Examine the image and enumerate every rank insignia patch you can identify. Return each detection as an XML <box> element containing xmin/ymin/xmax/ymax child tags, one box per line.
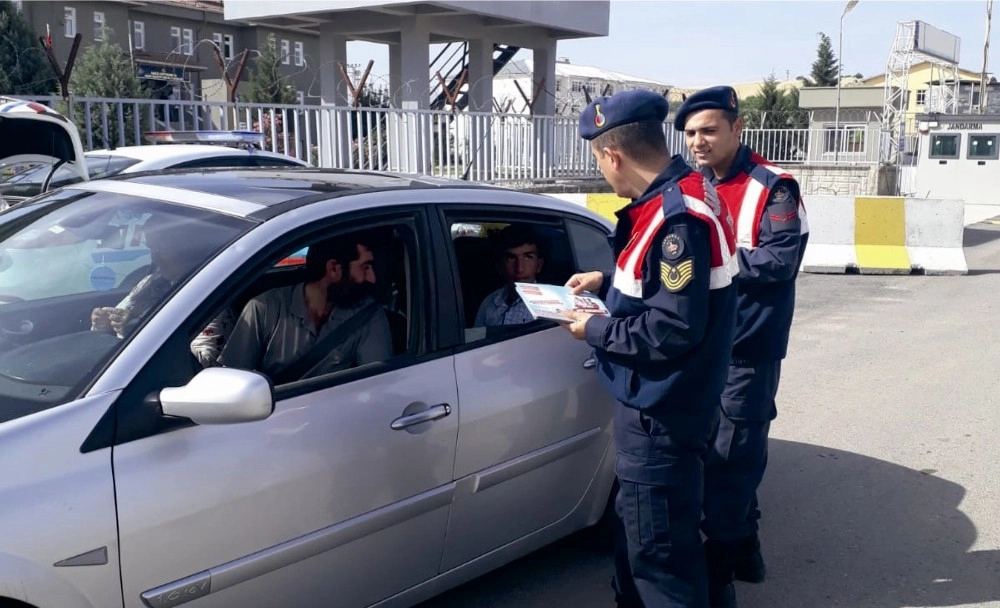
<box><xmin>773</xmin><ymin>185</ymin><xmax>790</xmax><ymax>203</ymax></box>
<box><xmin>660</xmin><ymin>258</ymin><xmax>694</xmax><ymax>292</ymax></box>
<box><xmin>661</xmin><ymin>233</ymin><xmax>684</xmax><ymax>261</ymax></box>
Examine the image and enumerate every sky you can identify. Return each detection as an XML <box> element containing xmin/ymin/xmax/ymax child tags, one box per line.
<box><xmin>345</xmin><ymin>0</ymin><xmax>998</xmax><ymax>89</ymax></box>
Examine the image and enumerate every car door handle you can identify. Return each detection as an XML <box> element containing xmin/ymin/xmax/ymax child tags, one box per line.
<box><xmin>390</xmin><ymin>404</ymin><xmax>452</xmax><ymax>430</ymax></box>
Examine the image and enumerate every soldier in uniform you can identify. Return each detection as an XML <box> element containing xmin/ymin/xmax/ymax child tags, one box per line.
<box><xmin>674</xmin><ymin>86</ymin><xmax>810</xmax><ymax>607</ymax></box>
<box><xmin>559</xmin><ymin>89</ymin><xmax>740</xmax><ymax>608</ymax></box>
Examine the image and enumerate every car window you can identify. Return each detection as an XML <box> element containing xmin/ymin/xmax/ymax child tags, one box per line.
<box><xmin>567</xmin><ymin>219</ymin><xmax>615</xmax><ymax>277</ymax></box>
<box><xmin>0</xmin><ymin>190</ymin><xmax>253</xmax><ymax>423</ymax></box>
<box><xmin>171</xmin><ymin>156</ymin><xmax>254</xmax><ymax>169</ymax></box>
<box><xmin>443</xmin><ymin>212</ymin><xmax>576</xmax><ymax>344</ymax></box>
<box><xmin>0</xmin><ymin>155</ymin><xmax>139</xmax><ymax>202</ymax></box>
<box><xmin>200</xmin><ymin>218</ymin><xmax>421</xmax><ymax>388</ymax></box>
<box><xmin>251</xmin><ymin>156</ymin><xmax>305</xmax><ymax>167</ymax></box>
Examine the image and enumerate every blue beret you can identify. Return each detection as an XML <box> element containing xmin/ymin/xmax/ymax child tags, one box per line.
<box><xmin>578</xmin><ymin>89</ymin><xmax>669</xmax><ymax>141</ymax></box>
<box><xmin>673</xmin><ymin>85</ymin><xmax>740</xmax><ymax>131</ymax></box>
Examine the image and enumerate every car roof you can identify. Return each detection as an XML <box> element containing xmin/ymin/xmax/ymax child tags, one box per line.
<box><xmin>87</xmin><ymin>144</ymin><xmax>305</xmax><ymax>166</ymax></box>
<box><xmin>62</xmin><ymin>168</ymin><xmax>602</xmax><ymax>222</ymax></box>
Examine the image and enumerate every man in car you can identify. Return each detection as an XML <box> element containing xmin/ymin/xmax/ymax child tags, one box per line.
<box><xmin>674</xmin><ymin>86</ymin><xmax>809</xmax><ymax>607</ymax></box>
<box><xmin>219</xmin><ymin>232</ymin><xmax>393</xmax><ymax>383</ymax></box>
<box><xmin>90</xmin><ymin>214</ymin><xmax>235</xmax><ymax>367</ymax></box>
<box><xmin>475</xmin><ymin>223</ymin><xmax>547</xmax><ymax>327</ymax></box>
<box><xmin>558</xmin><ymin>89</ymin><xmax>739</xmax><ymax>608</ymax></box>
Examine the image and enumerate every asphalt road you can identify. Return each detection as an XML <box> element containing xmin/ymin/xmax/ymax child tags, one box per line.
<box><xmin>417</xmin><ymin>221</ymin><xmax>1000</xmax><ymax>608</ymax></box>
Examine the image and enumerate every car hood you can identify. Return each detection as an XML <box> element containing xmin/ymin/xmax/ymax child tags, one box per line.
<box><xmin>0</xmin><ymin>97</ymin><xmax>88</xmax><ymax>186</ymax></box>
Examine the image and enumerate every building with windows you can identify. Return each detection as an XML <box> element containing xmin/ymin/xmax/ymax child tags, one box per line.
<box><xmin>14</xmin><ymin>0</ymin><xmax>320</xmax><ymax>104</ymax></box>
<box><xmin>493</xmin><ymin>57</ymin><xmax>670</xmax><ymax>116</ymax></box>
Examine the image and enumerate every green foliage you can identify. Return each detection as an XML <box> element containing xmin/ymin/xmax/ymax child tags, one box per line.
<box><xmin>740</xmin><ymin>73</ymin><xmax>809</xmax><ymax>160</ymax></box>
<box><xmin>60</xmin><ymin>27</ymin><xmax>146</xmax><ymax>148</ymax></box>
<box><xmin>0</xmin><ymin>0</ymin><xmax>56</xmax><ymax>94</ymax></box>
<box><xmin>248</xmin><ymin>34</ymin><xmax>296</xmax><ymax>105</ymax></box>
<box><xmin>801</xmin><ymin>32</ymin><xmax>840</xmax><ymax>87</ymax></box>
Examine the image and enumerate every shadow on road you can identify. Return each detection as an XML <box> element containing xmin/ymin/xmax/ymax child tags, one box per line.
<box><xmin>741</xmin><ymin>439</ymin><xmax>1000</xmax><ymax>608</ymax></box>
<box><xmin>419</xmin><ymin>440</ymin><xmax>1000</xmax><ymax>608</ymax></box>
<box><xmin>963</xmin><ymin>224</ymin><xmax>1000</xmax><ymax>248</ymax></box>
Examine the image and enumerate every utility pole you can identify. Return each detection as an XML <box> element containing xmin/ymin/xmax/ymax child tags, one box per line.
<box><xmin>981</xmin><ymin>0</ymin><xmax>994</xmax><ymax>114</ymax></box>
<box><xmin>835</xmin><ymin>0</ymin><xmax>860</xmax><ymax>163</ymax></box>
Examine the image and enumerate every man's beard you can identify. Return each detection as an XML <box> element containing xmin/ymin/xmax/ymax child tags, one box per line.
<box><xmin>328</xmin><ymin>279</ymin><xmax>375</xmax><ymax>307</ymax></box>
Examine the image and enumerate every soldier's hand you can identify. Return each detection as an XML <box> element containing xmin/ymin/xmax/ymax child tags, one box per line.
<box><xmin>565</xmin><ymin>271</ymin><xmax>604</xmax><ymax>295</ymax></box>
<box><xmin>557</xmin><ymin>309</ymin><xmax>594</xmax><ymax>340</ymax></box>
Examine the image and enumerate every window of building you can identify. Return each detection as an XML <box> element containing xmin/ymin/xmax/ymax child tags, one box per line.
<box><xmin>571</xmin><ymin>80</ymin><xmax>583</xmax><ymax>93</ymax></box>
<box><xmin>968</xmin><ymin>134</ymin><xmax>998</xmax><ymax>160</ymax></box>
<box><xmin>928</xmin><ymin>134</ymin><xmax>960</xmax><ymax>159</ymax></box>
<box><xmin>296</xmin><ymin>90</ymin><xmax>305</xmax><ymax>105</ymax></box>
<box><xmin>223</xmin><ymin>34</ymin><xmax>234</xmax><ymax>60</ymax></box>
<box><xmin>916</xmin><ymin>90</ymin><xmax>927</xmax><ymax>106</ymax></box>
<box><xmin>64</xmin><ymin>7</ymin><xmax>77</xmax><ymax>38</ymax></box>
<box><xmin>281</xmin><ymin>39</ymin><xmax>290</xmax><ymax>65</ymax></box>
<box><xmin>93</xmin><ymin>11</ymin><xmax>104</xmax><ymax>41</ymax></box>
<box><xmin>212</xmin><ymin>32</ymin><xmax>223</xmax><ymax>52</ymax></box>
<box><xmin>182</xmin><ymin>28</ymin><xmax>194</xmax><ymax>56</ymax></box>
<box><xmin>294</xmin><ymin>41</ymin><xmax>304</xmax><ymax>66</ymax></box>
<box><xmin>823</xmin><ymin>124</ymin><xmax>866</xmax><ymax>154</ymax></box>
<box><xmin>133</xmin><ymin>21</ymin><xmax>145</xmax><ymax>50</ymax></box>
<box><xmin>170</xmin><ymin>26</ymin><xmax>181</xmax><ymax>53</ymax></box>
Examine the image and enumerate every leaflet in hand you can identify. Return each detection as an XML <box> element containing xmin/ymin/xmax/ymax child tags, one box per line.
<box><xmin>514</xmin><ymin>282</ymin><xmax>610</xmax><ymax>323</ymax></box>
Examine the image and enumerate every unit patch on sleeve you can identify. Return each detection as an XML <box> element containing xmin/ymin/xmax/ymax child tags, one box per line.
<box><xmin>661</xmin><ymin>232</ymin><xmax>685</xmax><ymax>261</ymax></box>
<box><xmin>660</xmin><ymin>258</ymin><xmax>695</xmax><ymax>292</ymax></box>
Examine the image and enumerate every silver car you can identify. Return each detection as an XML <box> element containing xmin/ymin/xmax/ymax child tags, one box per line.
<box><xmin>0</xmin><ymin>168</ymin><xmax>618</xmax><ymax>608</ymax></box>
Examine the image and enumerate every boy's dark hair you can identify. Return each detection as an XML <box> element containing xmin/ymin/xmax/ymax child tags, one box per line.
<box><xmin>304</xmin><ymin>231</ymin><xmax>376</xmax><ymax>282</ymax></box>
<box><xmin>591</xmin><ymin>119</ymin><xmax>669</xmax><ymax>160</ymax></box>
<box><xmin>491</xmin><ymin>223</ymin><xmax>548</xmax><ymax>260</ymax></box>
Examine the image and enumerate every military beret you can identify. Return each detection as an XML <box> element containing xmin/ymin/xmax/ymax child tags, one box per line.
<box><xmin>578</xmin><ymin>89</ymin><xmax>669</xmax><ymax>141</ymax></box>
<box><xmin>673</xmin><ymin>85</ymin><xmax>740</xmax><ymax>131</ymax></box>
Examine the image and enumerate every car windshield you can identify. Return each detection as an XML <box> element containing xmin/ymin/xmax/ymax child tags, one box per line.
<box><xmin>0</xmin><ymin>155</ymin><xmax>140</xmax><ymax>200</ymax></box>
<box><xmin>0</xmin><ymin>188</ymin><xmax>253</xmax><ymax>423</ymax></box>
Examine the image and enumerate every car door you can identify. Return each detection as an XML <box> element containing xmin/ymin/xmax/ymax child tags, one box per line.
<box><xmin>110</xmin><ymin>208</ymin><xmax>460</xmax><ymax>607</ymax></box>
<box><xmin>437</xmin><ymin>202</ymin><xmax>617</xmax><ymax>569</ymax></box>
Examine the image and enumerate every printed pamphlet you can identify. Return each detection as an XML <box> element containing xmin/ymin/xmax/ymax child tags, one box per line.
<box><xmin>514</xmin><ymin>282</ymin><xmax>611</xmax><ymax>323</ymax></box>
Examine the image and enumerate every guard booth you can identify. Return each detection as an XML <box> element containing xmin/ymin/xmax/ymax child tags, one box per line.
<box><xmin>913</xmin><ymin>113</ymin><xmax>1000</xmax><ymax>203</ymax></box>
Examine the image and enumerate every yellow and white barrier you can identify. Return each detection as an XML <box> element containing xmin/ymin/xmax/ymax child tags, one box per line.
<box><xmin>548</xmin><ymin>192</ymin><xmax>968</xmax><ymax>276</ymax></box>
<box><xmin>802</xmin><ymin>196</ymin><xmax>968</xmax><ymax>276</ymax></box>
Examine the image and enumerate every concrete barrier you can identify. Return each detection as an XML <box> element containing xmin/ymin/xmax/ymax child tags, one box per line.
<box><xmin>904</xmin><ymin>198</ymin><xmax>968</xmax><ymax>276</ymax></box>
<box><xmin>800</xmin><ymin>196</ymin><xmax>858</xmax><ymax>273</ymax></box>
<box><xmin>803</xmin><ymin>195</ymin><xmax>967</xmax><ymax>276</ymax></box>
<box><xmin>548</xmin><ymin>191</ymin><xmax>968</xmax><ymax>276</ymax></box>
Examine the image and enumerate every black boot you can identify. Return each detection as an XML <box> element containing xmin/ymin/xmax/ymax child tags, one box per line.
<box><xmin>708</xmin><ymin>582</ymin><xmax>737</xmax><ymax>608</ymax></box>
<box><xmin>704</xmin><ymin>540</ymin><xmax>738</xmax><ymax>608</ymax></box>
<box><xmin>732</xmin><ymin>534</ymin><xmax>766</xmax><ymax>584</ymax></box>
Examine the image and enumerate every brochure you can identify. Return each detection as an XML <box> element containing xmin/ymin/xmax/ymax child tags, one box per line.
<box><xmin>514</xmin><ymin>282</ymin><xmax>611</xmax><ymax>323</ymax></box>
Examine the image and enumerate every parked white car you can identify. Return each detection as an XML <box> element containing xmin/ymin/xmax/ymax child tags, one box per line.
<box><xmin>0</xmin><ymin>167</ymin><xmax>618</xmax><ymax>608</ymax></box>
<box><xmin>0</xmin><ymin>130</ymin><xmax>309</xmax><ymax>209</ymax></box>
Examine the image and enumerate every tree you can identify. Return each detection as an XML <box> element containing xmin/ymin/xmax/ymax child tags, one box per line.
<box><xmin>801</xmin><ymin>32</ymin><xmax>839</xmax><ymax>87</ymax></box>
<box><xmin>247</xmin><ymin>34</ymin><xmax>296</xmax><ymax>105</ymax></box>
<box><xmin>247</xmin><ymin>34</ymin><xmax>297</xmax><ymax>155</ymax></box>
<box><xmin>0</xmin><ymin>0</ymin><xmax>56</xmax><ymax>95</ymax></box>
<box><xmin>63</xmin><ymin>27</ymin><xmax>145</xmax><ymax>148</ymax></box>
<box><xmin>740</xmin><ymin>73</ymin><xmax>809</xmax><ymax>161</ymax></box>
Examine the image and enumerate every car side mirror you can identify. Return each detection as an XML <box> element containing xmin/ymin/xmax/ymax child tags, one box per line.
<box><xmin>159</xmin><ymin>367</ymin><xmax>274</xmax><ymax>425</ymax></box>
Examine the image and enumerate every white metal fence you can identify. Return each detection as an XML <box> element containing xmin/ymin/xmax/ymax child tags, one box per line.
<box><xmin>22</xmin><ymin>95</ymin><xmax>898</xmax><ymax>183</ymax></box>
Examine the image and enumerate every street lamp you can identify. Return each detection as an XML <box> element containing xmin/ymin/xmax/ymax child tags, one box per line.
<box><xmin>835</xmin><ymin>0</ymin><xmax>859</xmax><ymax>162</ymax></box>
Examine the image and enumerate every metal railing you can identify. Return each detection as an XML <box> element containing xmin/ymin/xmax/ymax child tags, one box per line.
<box><xmin>19</xmin><ymin>95</ymin><xmax>889</xmax><ymax>183</ymax></box>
